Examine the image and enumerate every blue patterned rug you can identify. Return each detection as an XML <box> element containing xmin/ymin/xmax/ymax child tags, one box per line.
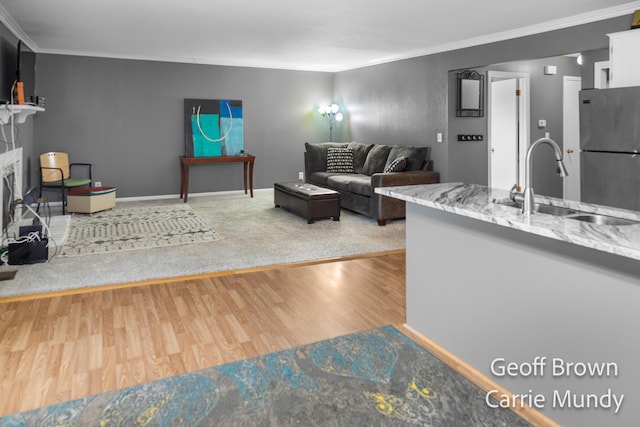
<box><xmin>0</xmin><ymin>326</ymin><xmax>530</xmax><ymax>426</ymax></box>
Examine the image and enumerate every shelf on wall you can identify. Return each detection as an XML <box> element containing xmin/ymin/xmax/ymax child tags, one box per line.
<box><xmin>0</xmin><ymin>104</ymin><xmax>45</xmax><ymax>125</ymax></box>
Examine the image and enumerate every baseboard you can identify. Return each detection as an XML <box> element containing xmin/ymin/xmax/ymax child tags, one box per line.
<box><xmin>116</xmin><ymin>187</ymin><xmax>273</xmax><ymax>202</ymax></box>
<box><xmin>38</xmin><ymin>188</ymin><xmax>274</xmax><ymax>205</ymax></box>
<box><xmin>397</xmin><ymin>324</ymin><xmax>561</xmax><ymax>427</ymax></box>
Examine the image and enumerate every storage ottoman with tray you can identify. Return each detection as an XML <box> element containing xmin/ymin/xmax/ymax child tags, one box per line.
<box><xmin>67</xmin><ymin>186</ymin><xmax>117</xmax><ymax>214</ymax></box>
<box><xmin>274</xmin><ymin>182</ymin><xmax>340</xmax><ymax>224</ymax></box>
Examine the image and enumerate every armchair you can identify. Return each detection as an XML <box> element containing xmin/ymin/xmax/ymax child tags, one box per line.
<box><xmin>39</xmin><ymin>152</ymin><xmax>92</xmax><ymax>215</ymax></box>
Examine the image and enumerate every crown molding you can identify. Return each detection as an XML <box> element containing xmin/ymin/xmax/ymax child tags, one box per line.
<box><xmin>0</xmin><ymin>3</ymin><xmax>37</xmax><ymax>49</ymax></box>
<box><xmin>339</xmin><ymin>1</ymin><xmax>640</xmax><ymax>72</ymax></box>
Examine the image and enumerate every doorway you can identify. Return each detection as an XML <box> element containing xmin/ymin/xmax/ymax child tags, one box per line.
<box><xmin>562</xmin><ymin>76</ymin><xmax>582</xmax><ymax>200</ymax></box>
<box><xmin>594</xmin><ymin>61</ymin><xmax>610</xmax><ymax>89</ymax></box>
<box><xmin>487</xmin><ymin>71</ymin><xmax>530</xmax><ymax>190</ymax></box>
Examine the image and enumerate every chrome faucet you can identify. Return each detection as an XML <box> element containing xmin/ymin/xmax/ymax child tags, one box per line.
<box><xmin>520</xmin><ymin>137</ymin><xmax>569</xmax><ymax>215</ymax></box>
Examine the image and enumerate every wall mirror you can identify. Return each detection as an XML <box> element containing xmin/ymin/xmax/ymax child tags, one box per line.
<box><xmin>456</xmin><ymin>69</ymin><xmax>484</xmax><ymax>117</ymax></box>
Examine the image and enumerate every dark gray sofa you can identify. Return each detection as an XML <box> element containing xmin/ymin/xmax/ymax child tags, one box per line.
<box><xmin>304</xmin><ymin>142</ymin><xmax>440</xmax><ymax>225</ymax></box>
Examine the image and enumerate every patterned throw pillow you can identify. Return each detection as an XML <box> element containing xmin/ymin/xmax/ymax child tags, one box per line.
<box><xmin>326</xmin><ymin>148</ymin><xmax>355</xmax><ymax>173</ymax></box>
<box><xmin>384</xmin><ymin>156</ymin><xmax>408</xmax><ymax>173</ymax></box>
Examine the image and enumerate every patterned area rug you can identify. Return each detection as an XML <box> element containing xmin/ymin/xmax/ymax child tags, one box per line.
<box><xmin>0</xmin><ymin>326</ymin><xmax>531</xmax><ymax>426</ymax></box>
<box><xmin>59</xmin><ymin>205</ymin><xmax>221</xmax><ymax>257</ymax></box>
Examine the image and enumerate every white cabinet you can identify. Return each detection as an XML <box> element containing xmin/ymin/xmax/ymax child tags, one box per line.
<box><xmin>608</xmin><ymin>30</ymin><xmax>640</xmax><ymax>88</ymax></box>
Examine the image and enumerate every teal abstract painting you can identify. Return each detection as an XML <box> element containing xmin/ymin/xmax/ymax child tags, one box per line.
<box><xmin>184</xmin><ymin>99</ymin><xmax>244</xmax><ymax>157</ymax></box>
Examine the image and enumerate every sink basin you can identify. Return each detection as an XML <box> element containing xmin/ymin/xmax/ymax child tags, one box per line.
<box><xmin>566</xmin><ymin>214</ymin><xmax>640</xmax><ymax>226</ymax></box>
<box><xmin>495</xmin><ymin>200</ymin><xmax>640</xmax><ymax>225</ymax></box>
<box><xmin>533</xmin><ymin>204</ymin><xmax>577</xmax><ymax>216</ymax></box>
<box><xmin>495</xmin><ymin>201</ymin><xmax>577</xmax><ymax>216</ymax></box>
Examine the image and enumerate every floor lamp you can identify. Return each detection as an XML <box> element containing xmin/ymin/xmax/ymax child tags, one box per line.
<box><xmin>319</xmin><ymin>103</ymin><xmax>343</xmax><ymax>141</ymax></box>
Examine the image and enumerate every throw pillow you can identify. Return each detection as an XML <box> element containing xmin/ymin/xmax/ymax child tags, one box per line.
<box><xmin>305</xmin><ymin>142</ymin><xmax>348</xmax><ymax>173</ymax></box>
<box><xmin>384</xmin><ymin>156</ymin><xmax>408</xmax><ymax>173</ymax></box>
<box><xmin>326</xmin><ymin>148</ymin><xmax>355</xmax><ymax>173</ymax></box>
<box><xmin>362</xmin><ymin>145</ymin><xmax>392</xmax><ymax>175</ymax></box>
<box><xmin>347</xmin><ymin>142</ymin><xmax>374</xmax><ymax>174</ymax></box>
<box><xmin>385</xmin><ymin>145</ymin><xmax>430</xmax><ymax>171</ymax></box>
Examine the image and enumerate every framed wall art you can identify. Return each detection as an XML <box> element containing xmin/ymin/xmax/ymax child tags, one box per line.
<box><xmin>456</xmin><ymin>70</ymin><xmax>484</xmax><ymax>118</ymax></box>
<box><xmin>184</xmin><ymin>99</ymin><xmax>244</xmax><ymax>157</ymax></box>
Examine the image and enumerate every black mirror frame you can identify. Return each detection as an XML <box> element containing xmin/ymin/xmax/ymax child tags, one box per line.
<box><xmin>456</xmin><ymin>69</ymin><xmax>484</xmax><ymax>117</ymax></box>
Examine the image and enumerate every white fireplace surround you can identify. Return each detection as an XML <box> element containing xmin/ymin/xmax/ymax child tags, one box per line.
<box><xmin>0</xmin><ymin>147</ymin><xmax>23</xmax><ymax>229</ymax></box>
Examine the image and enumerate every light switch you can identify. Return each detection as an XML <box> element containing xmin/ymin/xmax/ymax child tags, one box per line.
<box><xmin>437</xmin><ymin>132</ymin><xmax>443</xmax><ymax>143</ymax></box>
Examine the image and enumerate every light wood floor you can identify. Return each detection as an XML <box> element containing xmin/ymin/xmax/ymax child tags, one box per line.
<box><xmin>0</xmin><ymin>251</ymin><xmax>406</xmax><ymax>417</ymax></box>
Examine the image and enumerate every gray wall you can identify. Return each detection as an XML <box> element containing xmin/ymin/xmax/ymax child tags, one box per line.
<box><xmin>334</xmin><ymin>15</ymin><xmax>632</xmax><ymax>193</ymax></box>
<box><xmin>34</xmin><ymin>55</ymin><xmax>334</xmax><ymax>199</ymax></box>
<box><xmin>448</xmin><ymin>56</ymin><xmax>581</xmax><ymax>197</ymax></box>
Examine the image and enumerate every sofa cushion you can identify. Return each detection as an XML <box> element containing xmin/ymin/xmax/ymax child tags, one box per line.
<box><xmin>326</xmin><ymin>174</ymin><xmax>352</xmax><ymax>191</ymax></box>
<box><xmin>347</xmin><ymin>175</ymin><xmax>373</xmax><ymax>196</ymax></box>
<box><xmin>385</xmin><ymin>145</ymin><xmax>430</xmax><ymax>171</ymax></box>
<box><xmin>384</xmin><ymin>156</ymin><xmax>408</xmax><ymax>173</ymax></box>
<box><xmin>309</xmin><ymin>171</ymin><xmax>331</xmax><ymax>186</ymax></box>
<box><xmin>305</xmin><ymin>142</ymin><xmax>349</xmax><ymax>173</ymax></box>
<box><xmin>362</xmin><ymin>145</ymin><xmax>392</xmax><ymax>175</ymax></box>
<box><xmin>347</xmin><ymin>142</ymin><xmax>374</xmax><ymax>174</ymax></box>
<box><xmin>326</xmin><ymin>147</ymin><xmax>355</xmax><ymax>173</ymax></box>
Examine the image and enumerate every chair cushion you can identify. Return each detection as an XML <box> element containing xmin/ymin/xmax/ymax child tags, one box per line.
<box><xmin>42</xmin><ymin>178</ymin><xmax>92</xmax><ymax>188</ymax></box>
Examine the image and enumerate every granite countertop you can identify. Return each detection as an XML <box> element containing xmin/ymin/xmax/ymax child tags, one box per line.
<box><xmin>377</xmin><ymin>182</ymin><xmax>640</xmax><ymax>261</ymax></box>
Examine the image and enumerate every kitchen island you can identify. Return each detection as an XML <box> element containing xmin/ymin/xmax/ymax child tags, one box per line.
<box><xmin>377</xmin><ymin>182</ymin><xmax>640</xmax><ymax>427</ymax></box>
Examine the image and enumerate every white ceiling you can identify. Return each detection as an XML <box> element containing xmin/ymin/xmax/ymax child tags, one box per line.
<box><xmin>0</xmin><ymin>0</ymin><xmax>639</xmax><ymax>72</ymax></box>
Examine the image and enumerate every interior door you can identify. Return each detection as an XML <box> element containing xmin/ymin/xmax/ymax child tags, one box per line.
<box><xmin>562</xmin><ymin>76</ymin><xmax>581</xmax><ymax>201</ymax></box>
<box><xmin>489</xmin><ymin>78</ymin><xmax>518</xmax><ymax>190</ymax></box>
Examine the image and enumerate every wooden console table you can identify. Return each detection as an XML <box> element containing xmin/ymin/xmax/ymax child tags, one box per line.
<box><xmin>179</xmin><ymin>155</ymin><xmax>255</xmax><ymax>203</ymax></box>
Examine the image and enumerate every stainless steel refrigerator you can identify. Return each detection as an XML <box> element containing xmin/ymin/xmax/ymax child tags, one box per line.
<box><xmin>579</xmin><ymin>87</ymin><xmax>640</xmax><ymax>211</ymax></box>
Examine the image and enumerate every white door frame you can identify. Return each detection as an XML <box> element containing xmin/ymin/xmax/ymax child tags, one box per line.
<box><xmin>487</xmin><ymin>71</ymin><xmax>530</xmax><ymax>189</ymax></box>
<box><xmin>562</xmin><ymin>75</ymin><xmax>582</xmax><ymax>200</ymax></box>
<box><xmin>594</xmin><ymin>60</ymin><xmax>610</xmax><ymax>89</ymax></box>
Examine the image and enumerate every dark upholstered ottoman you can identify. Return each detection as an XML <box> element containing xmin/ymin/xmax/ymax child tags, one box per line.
<box><xmin>274</xmin><ymin>182</ymin><xmax>340</xmax><ymax>224</ymax></box>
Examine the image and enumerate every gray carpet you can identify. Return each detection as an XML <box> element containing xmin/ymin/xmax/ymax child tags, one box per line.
<box><xmin>0</xmin><ymin>189</ymin><xmax>405</xmax><ymax>298</ymax></box>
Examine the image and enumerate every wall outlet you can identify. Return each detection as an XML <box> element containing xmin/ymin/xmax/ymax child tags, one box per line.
<box><xmin>298</xmin><ymin>172</ymin><xmax>304</xmax><ymax>181</ymax></box>
<box><xmin>94</xmin><ymin>181</ymin><xmax>102</xmax><ymax>187</ymax></box>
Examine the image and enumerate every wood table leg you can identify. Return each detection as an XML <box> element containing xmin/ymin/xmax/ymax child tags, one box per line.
<box><xmin>243</xmin><ymin>161</ymin><xmax>248</xmax><ymax>195</ymax></box>
<box><xmin>179</xmin><ymin>160</ymin><xmax>185</xmax><ymax>199</ymax></box>
<box><xmin>182</xmin><ymin>164</ymin><xmax>190</xmax><ymax>203</ymax></box>
<box><xmin>249</xmin><ymin>160</ymin><xmax>254</xmax><ymax>198</ymax></box>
